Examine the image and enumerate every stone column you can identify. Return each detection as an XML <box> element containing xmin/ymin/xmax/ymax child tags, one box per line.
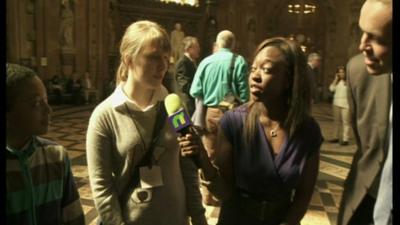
<box><xmin>60</xmin><ymin>48</ymin><xmax>76</xmax><ymax>77</ymax></box>
<box><xmin>87</xmin><ymin>0</ymin><xmax>109</xmax><ymax>100</ymax></box>
<box><xmin>60</xmin><ymin>0</ymin><xmax>76</xmax><ymax>77</ymax></box>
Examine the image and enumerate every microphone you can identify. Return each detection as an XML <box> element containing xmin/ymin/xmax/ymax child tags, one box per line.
<box><xmin>164</xmin><ymin>93</ymin><xmax>192</xmax><ymax>135</ymax></box>
<box><xmin>164</xmin><ymin>93</ymin><xmax>201</xmax><ymax>167</ymax></box>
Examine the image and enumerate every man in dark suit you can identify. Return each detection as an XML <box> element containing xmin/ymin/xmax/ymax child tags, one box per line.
<box><xmin>307</xmin><ymin>52</ymin><xmax>322</xmax><ymax>103</ymax></box>
<box><xmin>175</xmin><ymin>36</ymin><xmax>201</xmax><ymax>115</ymax></box>
<box><xmin>337</xmin><ymin>0</ymin><xmax>392</xmax><ymax>224</ymax></box>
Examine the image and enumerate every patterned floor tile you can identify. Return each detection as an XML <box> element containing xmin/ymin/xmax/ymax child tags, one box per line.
<box><xmin>71</xmin><ymin>165</ymin><xmax>90</xmax><ymax>178</ymax></box>
<box><xmin>67</xmin><ymin>150</ymin><xmax>86</xmax><ymax>160</ymax></box>
<box><xmin>309</xmin><ymin>191</ymin><xmax>324</xmax><ymax>207</ymax></box>
<box><xmin>69</xmin><ymin>142</ymin><xmax>87</xmax><ymax>151</ymax></box>
<box><xmin>326</xmin><ymin>181</ymin><xmax>344</xmax><ymax>191</ymax></box>
<box><xmin>324</xmin><ymin>206</ymin><xmax>339</xmax><ymax>213</ymax></box>
<box><xmin>62</xmin><ymin>134</ymin><xmax>86</xmax><ymax>142</ymax></box>
<box><xmin>57</xmin><ymin>140</ymin><xmax>78</xmax><ymax>148</ymax></box>
<box><xmin>321</xmin><ymin>154</ymin><xmax>354</xmax><ymax>164</ymax></box>
<box><xmin>319</xmin><ymin>161</ymin><xmax>350</xmax><ymax>180</ymax></box>
<box><xmin>301</xmin><ymin>210</ymin><xmax>330</xmax><ymax>225</ymax></box>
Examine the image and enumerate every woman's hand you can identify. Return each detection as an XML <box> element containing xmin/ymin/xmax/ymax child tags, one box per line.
<box><xmin>178</xmin><ymin>132</ymin><xmax>211</xmax><ymax>169</ymax></box>
<box><xmin>177</xmin><ymin>133</ymin><xmax>205</xmax><ymax>158</ymax></box>
<box><xmin>335</xmin><ymin>74</ymin><xmax>341</xmax><ymax>82</ymax></box>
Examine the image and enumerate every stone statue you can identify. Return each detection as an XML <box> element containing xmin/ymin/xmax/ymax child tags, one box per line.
<box><xmin>170</xmin><ymin>22</ymin><xmax>185</xmax><ymax>63</ymax></box>
<box><xmin>60</xmin><ymin>0</ymin><xmax>74</xmax><ymax>49</ymax></box>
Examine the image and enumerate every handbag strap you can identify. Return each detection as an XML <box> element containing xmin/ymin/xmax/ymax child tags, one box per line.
<box><xmin>226</xmin><ymin>53</ymin><xmax>238</xmax><ymax>93</ymax></box>
<box><xmin>119</xmin><ymin>101</ymin><xmax>167</xmax><ymax>204</ymax></box>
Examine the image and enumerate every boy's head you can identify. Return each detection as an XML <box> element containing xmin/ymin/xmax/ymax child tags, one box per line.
<box><xmin>7</xmin><ymin>63</ymin><xmax>52</xmax><ymax>136</ymax></box>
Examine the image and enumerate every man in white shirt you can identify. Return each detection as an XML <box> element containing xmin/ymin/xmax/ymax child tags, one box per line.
<box><xmin>307</xmin><ymin>52</ymin><xmax>322</xmax><ymax>103</ymax></box>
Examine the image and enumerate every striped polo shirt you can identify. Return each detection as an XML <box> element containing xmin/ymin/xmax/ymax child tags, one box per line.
<box><xmin>6</xmin><ymin>136</ymin><xmax>85</xmax><ymax>225</ymax></box>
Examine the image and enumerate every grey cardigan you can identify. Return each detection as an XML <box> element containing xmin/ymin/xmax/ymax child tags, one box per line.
<box><xmin>86</xmin><ymin>85</ymin><xmax>206</xmax><ymax>225</ymax></box>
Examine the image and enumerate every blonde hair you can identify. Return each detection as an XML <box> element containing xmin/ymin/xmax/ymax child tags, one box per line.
<box><xmin>115</xmin><ymin>20</ymin><xmax>171</xmax><ymax>85</ymax></box>
<box><xmin>368</xmin><ymin>0</ymin><xmax>392</xmax><ymax>5</ymax></box>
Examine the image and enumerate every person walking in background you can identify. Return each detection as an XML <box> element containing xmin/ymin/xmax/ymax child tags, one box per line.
<box><xmin>86</xmin><ymin>20</ymin><xmax>207</xmax><ymax>225</ymax></box>
<box><xmin>179</xmin><ymin>37</ymin><xmax>323</xmax><ymax>225</ymax></box>
<box><xmin>337</xmin><ymin>0</ymin><xmax>392</xmax><ymax>224</ymax></box>
<box><xmin>190</xmin><ymin>30</ymin><xmax>249</xmax><ymax>206</ymax></box>
<box><xmin>175</xmin><ymin>36</ymin><xmax>201</xmax><ymax>115</ymax></box>
<box><xmin>307</xmin><ymin>52</ymin><xmax>322</xmax><ymax>103</ymax></box>
<box><xmin>328</xmin><ymin>66</ymin><xmax>350</xmax><ymax>146</ymax></box>
<box><xmin>6</xmin><ymin>63</ymin><xmax>85</xmax><ymax>225</ymax></box>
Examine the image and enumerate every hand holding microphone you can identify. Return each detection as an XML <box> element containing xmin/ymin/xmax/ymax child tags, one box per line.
<box><xmin>164</xmin><ymin>94</ymin><xmax>206</xmax><ymax>167</ymax></box>
<box><xmin>177</xmin><ymin>133</ymin><xmax>204</xmax><ymax>157</ymax></box>
<box><xmin>165</xmin><ymin>94</ymin><xmax>222</xmax><ymax>187</ymax></box>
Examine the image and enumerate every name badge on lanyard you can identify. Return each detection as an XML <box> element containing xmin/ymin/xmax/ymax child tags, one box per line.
<box><xmin>140</xmin><ymin>165</ymin><xmax>163</xmax><ymax>188</ymax></box>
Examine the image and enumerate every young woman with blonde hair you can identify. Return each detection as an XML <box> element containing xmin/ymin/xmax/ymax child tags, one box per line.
<box><xmin>86</xmin><ymin>20</ymin><xmax>207</xmax><ymax>225</ymax></box>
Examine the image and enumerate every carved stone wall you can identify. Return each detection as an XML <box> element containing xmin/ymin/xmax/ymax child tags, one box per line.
<box><xmin>7</xmin><ymin>0</ymin><xmax>110</xmax><ymax>99</ymax></box>
<box><xmin>215</xmin><ymin>0</ymin><xmax>364</xmax><ymax>101</ymax></box>
<box><xmin>6</xmin><ymin>0</ymin><xmax>366</xmax><ymax>102</ymax></box>
<box><xmin>7</xmin><ymin>0</ymin><xmax>37</xmax><ymax>71</ymax></box>
<box><xmin>116</xmin><ymin>1</ymin><xmax>204</xmax><ymax>45</ymax></box>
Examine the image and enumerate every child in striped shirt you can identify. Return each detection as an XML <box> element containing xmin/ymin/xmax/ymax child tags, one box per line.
<box><xmin>6</xmin><ymin>63</ymin><xmax>85</xmax><ymax>225</ymax></box>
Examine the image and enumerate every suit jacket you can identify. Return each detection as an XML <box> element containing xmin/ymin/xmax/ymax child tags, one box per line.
<box><xmin>175</xmin><ymin>55</ymin><xmax>197</xmax><ymax>115</ymax></box>
<box><xmin>337</xmin><ymin>54</ymin><xmax>391</xmax><ymax>225</ymax></box>
<box><xmin>307</xmin><ymin>64</ymin><xmax>318</xmax><ymax>99</ymax></box>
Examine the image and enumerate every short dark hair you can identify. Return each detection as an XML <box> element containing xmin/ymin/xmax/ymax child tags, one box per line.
<box><xmin>6</xmin><ymin>63</ymin><xmax>38</xmax><ymax>111</ymax></box>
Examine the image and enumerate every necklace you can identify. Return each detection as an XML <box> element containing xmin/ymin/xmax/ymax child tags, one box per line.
<box><xmin>270</xmin><ymin>123</ymin><xmax>280</xmax><ymax>137</ymax></box>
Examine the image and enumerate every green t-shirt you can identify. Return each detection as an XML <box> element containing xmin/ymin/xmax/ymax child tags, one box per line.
<box><xmin>190</xmin><ymin>48</ymin><xmax>249</xmax><ymax>106</ymax></box>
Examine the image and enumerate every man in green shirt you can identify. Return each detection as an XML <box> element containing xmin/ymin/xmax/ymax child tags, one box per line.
<box><xmin>190</xmin><ymin>30</ymin><xmax>249</xmax><ymax>205</ymax></box>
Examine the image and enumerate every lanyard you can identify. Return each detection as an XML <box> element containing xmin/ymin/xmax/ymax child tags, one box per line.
<box><xmin>124</xmin><ymin>103</ymin><xmax>147</xmax><ymax>150</ymax></box>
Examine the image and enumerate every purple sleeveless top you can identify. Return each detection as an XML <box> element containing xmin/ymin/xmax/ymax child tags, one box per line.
<box><xmin>220</xmin><ymin>105</ymin><xmax>323</xmax><ymax>200</ymax></box>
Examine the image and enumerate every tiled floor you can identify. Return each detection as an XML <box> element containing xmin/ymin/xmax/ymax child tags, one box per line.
<box><xmin>42</xmin><ymin>103</ymin><xmax>356</xmax><ymax>225</ymax></box>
